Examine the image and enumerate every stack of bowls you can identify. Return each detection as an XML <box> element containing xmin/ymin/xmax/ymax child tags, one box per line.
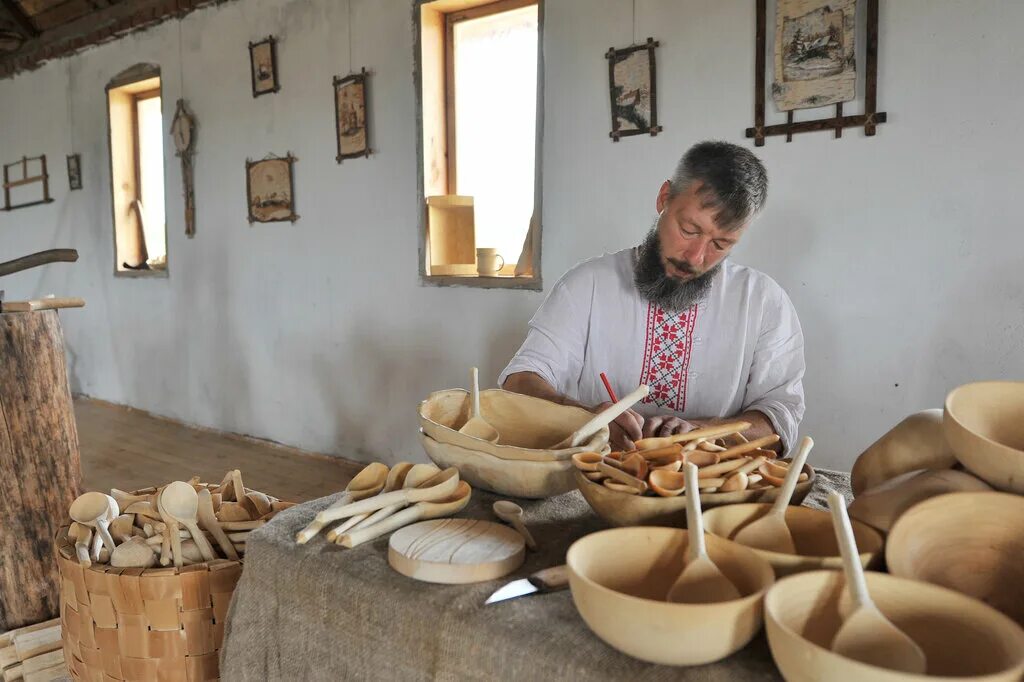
<box><xmin>418</xmin><ymin>388</ymin><xmax>610</xmax><ymax>498</ymax></box>
<box><xmin>943</xmin><ymin>381</ymin><xmax>1024</xmax><ymax>494</ymax></box>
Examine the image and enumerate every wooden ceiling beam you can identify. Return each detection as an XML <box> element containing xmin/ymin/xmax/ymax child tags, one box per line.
<box><xmin>0</xmin><ymin>0</ymin><xmax>40</xmax><ymax>38</ymax></box>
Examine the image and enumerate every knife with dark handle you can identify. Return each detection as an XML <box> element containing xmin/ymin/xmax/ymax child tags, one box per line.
<box><xmin>485</xmin><ymin>565</ymin><xmax>569</xmax><ymax>605</ymax></box>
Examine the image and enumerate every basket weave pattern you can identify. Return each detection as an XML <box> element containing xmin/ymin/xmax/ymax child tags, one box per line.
<box><xmin>55</xmin><ymin>525</ymin><xmax>242</xmax><ymax>682</ymax></box>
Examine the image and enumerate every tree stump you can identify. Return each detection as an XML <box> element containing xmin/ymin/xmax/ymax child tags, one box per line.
<box><xmin>0</xmin><ymin>309</ymin><xmax>82</xmax><ymax>630</ymax></box>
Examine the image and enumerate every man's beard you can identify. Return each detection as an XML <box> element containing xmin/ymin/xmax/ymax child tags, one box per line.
<box><xmin>633</xmin><ymin>224</ymin><xmax>721</xmax><ymax>312</ymax></box>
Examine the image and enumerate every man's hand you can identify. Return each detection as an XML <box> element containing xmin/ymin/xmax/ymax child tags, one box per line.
<box><xmin>593</xmin><ymin>402</ymin><xmax>644</xmax><ymax>451</ymax></box>
<box><xmin>641</xmin><ymin>414</ymin><xmax>699</xmax><ymax>439</ymax></box>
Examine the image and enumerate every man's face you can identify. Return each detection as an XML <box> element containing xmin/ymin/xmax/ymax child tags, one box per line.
<box><xmin>655</xmin><ymin>180</ymin><xmax>747</xmax><ymax>281</ymax></box>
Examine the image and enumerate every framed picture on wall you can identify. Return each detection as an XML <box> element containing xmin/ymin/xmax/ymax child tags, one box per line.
<box><xmin>66</xmin><ymin>153</ymin><xmax>82</xmax><ymax>190</ymax></box>
<box><xmin>246</xmin><ymin>153</ymin><xmax>298</xmax><ymax>224</ymax></box>
<box><xmin>333</xmin><ymin>68</ymin><xmax>371</xmax><ymax>162</ymax></box>
<box><xmin>605</xmin><ymin>38</ymin><xmax>662</xmax><ymax>141</ymax></box>
<box><xmin>249</xmin><ymin>36</ymin><xmax>280</xmax><ymax>97</ymax></box>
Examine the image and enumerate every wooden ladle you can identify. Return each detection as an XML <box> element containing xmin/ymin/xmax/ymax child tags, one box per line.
<box><xmin>295</xmin><ymin>462</ymin><xmax>390</xmax><ymax>544</ymax></box>
<box><xmin>551</xmin><ymin>385</ymin><xmax>650</xmax><ymax>449</ymax></box>
<box><xmin>732</xmin><ymin>436</ymin><xmax>814</xmax><ymax>554</ymax></box>
<box><xmin>326</xmin><ymin>461</ymin><xmax>416</xmax><ymax>542</ymax></box>
<box><xmin>315</xmin><ymin>467</ymin><xmax>460</xmax><ymax>524</ymax></box>
<box><xmin>69</xmin><ymin>492</ymin><xmax>119</xmax><ymax>556</ymax></box>
<box><xmin>828</xmin><ymin>492</ymin><xmax>926</xmax><ymax>673</ymax></box>
<box><xmin>493</xmin><ymin>500</ymin><xmax>537</xmax><ymax>550</ymax></box>
<box><xmin>458</xmin><ymin>367</ymin><xmax>499</xmax><ymax>443</ymax></box>
<box><xmin>666</xmin><ymin>463</ymin><xmax>742</xmax><ymax>603</ymax></box>
<box><xmin>338</xmin><ymin>481</ymin><xmax>472</xmax><ymax>548</ymax></box>
<box><xmin>197</xmin><ymin>488</ymin><xmax>238</xmax><ymax>560</ymax></box>
<box><xmin>342</xmin><ymin>464</ymin><xmax>441</xmax><ymax>536</ymax></box>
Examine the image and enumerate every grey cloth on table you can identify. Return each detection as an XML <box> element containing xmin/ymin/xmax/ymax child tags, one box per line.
<box><xmin>220</xmin><ymin>469</ymin><xmax>852</xmax><ymax>681</ymax></box>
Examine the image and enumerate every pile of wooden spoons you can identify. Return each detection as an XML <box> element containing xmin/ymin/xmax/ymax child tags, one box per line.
<box><xmin>570</xmin><ymin>421</ymin><xmax>804</xmax><ymax>497</ymax></box>
<box><xmin>66</xmin><ymin>469</ymin><xmax>294</xmax><ymax>569</ymax></box>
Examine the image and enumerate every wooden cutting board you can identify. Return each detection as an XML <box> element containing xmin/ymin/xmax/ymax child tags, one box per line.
<box><xmin>388</xmin><ymin>518</ymin><xmax>525</xmax><ymax>584</ymax></box>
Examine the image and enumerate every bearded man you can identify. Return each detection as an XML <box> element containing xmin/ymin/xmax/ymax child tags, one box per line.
<box><xmin>500</xmin><ymin>141</ymin><xmax>805</xmax><ymax>452</ymax></box>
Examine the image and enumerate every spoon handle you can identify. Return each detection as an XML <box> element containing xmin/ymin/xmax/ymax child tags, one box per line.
<box><xmin>95</xmin><ymin>519</ymin><xmax>118</xmax><ymax>554</ymax></box>
<box><xmin>339</xmin><ymin>505</ymin><xmax>422</xmax><ymax>548</ymax></box>
<box><xmin>683</xmin><ymin>462</ymin><xmax>706</xmax><ymax>563</ymax></box>
<box><xmin>770</xmin><ymin>436</ymin><xmax>814</xmax><ymax>516</ymax></box>
<box><xmin>185</xmin><ymin>520</ymin><xmax>218</xmax><ymax>562</ymax></box>
<box><xmin>828</xmin><ymin>491</ymin><xmax>871</xmax><ymax>610</ymax></box>
<box><xmin>569</xmin><ymin>384</ymin><xmax>649</xmax><ymax>447</ymax></box>
<box><xmin>471</xmin><ymin>367</ymin><xmax>482</xmax><ymax>419</ymax></box>
<box><xmin>510</xmin><ymin>518</ymin><xmax>537</xmax><ymax>551</ymax></box>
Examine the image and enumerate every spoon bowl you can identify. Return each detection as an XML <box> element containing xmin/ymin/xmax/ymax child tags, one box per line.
<box><xmin>492</xmin><ymin>500</ymin><xmax>537</xmax><ymax>550</ymax></box>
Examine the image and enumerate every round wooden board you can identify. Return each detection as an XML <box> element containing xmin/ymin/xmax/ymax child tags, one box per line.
<box><xmin>388</xmin><ymin>518</ymin><xmax>525</xmax><ymax>584</ymax></box>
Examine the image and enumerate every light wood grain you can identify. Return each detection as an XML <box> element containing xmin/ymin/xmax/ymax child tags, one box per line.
<box><xmin>388</xmin><ymin>518</ymin><xmax>524</xmax><ymax>584</ymax></box>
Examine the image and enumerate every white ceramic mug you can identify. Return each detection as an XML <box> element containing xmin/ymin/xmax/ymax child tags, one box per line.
<box><xmin>476</xmin><ymin>248</ymin><xmax>505</xmax><ymax>276</ymax></box>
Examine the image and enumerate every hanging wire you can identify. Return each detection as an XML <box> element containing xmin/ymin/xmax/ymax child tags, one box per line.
<box><xmin>178</xmin><ymin>20</ymin><xmax>185</xmax><ymax>99</ymax></box>
<box><xmin>632</xmin><ymin>0</ymin><xmax>637</xmax><ymax>45</ymax></box>
<box><xmin>347</xmin><ymin>0</ymin><xmax>353</xmax><ymax>74</ymax></box>
<box><xmin>66</xmin><ymin>61</ymin><xmax>75</xmax><ymax>152</ymax></box>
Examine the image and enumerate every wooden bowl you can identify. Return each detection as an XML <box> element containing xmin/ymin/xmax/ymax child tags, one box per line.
<box><xmin>944</xmin><ymin>381</ymin><xmax>1024</xmax><ymax>494</ymax></box>
<box><xmin>886</xmin><ymin>491</ymin><xmax>1024</xmax><ymax>626</ymax></box>
<box><xmin>419</xmin><ymin>388</ymin><xmax>609</xmax><ymax>462</ymax></box>
<box><xmin>702</xmin><ymin>504</ymin><xmax>884</xmax><ymax>577</ymax></box>
<box><xmin>420</xmin><ymin>432</ymin><xmax>575</xmax><ymax>498</ymax></box>
<box><xmin>848</xmin><ymin>468</ymin><xmax>991</xmax><ymax>535</ymax></box>
<box><xmin>573</xmin><ymin>463</ymin><xmax>816</xmax><ymax>528</ymax></box>
<box><xmin>566</xmin><ymin>527</ymin><xmax>775</xmax><ymax>666</ymax></box>
<box><xmin>851</xmin><ymin>409</ymin><xmax>957</xmax><ymax>495</ymax></box>
<box><xmin>765</xmin><ymin>570</ymin><xmax>1024</xmax><ymax>681</ymax></box>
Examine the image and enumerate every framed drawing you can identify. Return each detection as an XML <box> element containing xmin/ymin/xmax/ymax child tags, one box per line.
<box><xmin>66</xmin><ymin>153</ymin><xmax>82</xmax><ymax>190</ymax></box>
<box><xmin>2</xmin><ymin>155</ymin><xmax>53</xmax><ymax>211</ymax></box>
<box><xmin>333</xmin><ymin>68</ymin><xmax>371</xmax><ymax>162</ymax></box>
<box><xmin>605</xmin><ymin>38</ymin><xmax>662</xmax><ymax>142</ymax></box>
<box><xmin>249</xmin><ymin>36</ymin><xmax>280</xmax><ymax>97</ymax></box>
<box><xmin>246</xmin><ymin>153</ymin><xmax>298</xmax><ymax>224</ymax></box>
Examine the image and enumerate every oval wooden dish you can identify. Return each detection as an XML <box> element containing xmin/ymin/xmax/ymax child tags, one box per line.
<box><xmin>765</xmin><ymin>570</ymin><xmax>1024</xmax><ymax>682</ymax></box>
<box><xmin>388</xmin><ymin>518</ymin><xmax>525</xmax><ymax>584</ymax></box>
<box><xmin>886</xmin><ymin>491</ymin><xmax>1024</xmax><ymax>626</ymax></box>
<box><xmin>848</xmin><ymin>468</ymin><xmax>991</xmax><ymax>535</ymax></box>
<box><xmin>419</xmin><ymin>388</ymin><xmax>610</xmax><ymax>461</ymax></box>
<box><xmin>850</xmin><ymin>408</ymin><xmax>957</xmax><ymax>495</ymax></box>
<box><xmin>573</xmin><ymin>464</ymin><xmax>816</xmax><ymax>528</ymax></box>
<box><xmin>566</xmin><ymin>526</ymin><xmax>775</xmax><ymax>666</ymax></box>
<box><xmin>943</xmin><ymin>381</ymin><xmax>1024</xmax><ymax>494</ymax></box>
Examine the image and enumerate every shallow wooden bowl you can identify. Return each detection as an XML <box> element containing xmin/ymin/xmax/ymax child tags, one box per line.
<box><xmin>566</xmin><ymin>527</ymin><xmax>775</xmax><ymax>666</ymax></box>
<box><xmin>419</xmin><ymin>388</ymin><xmax>609</xmax><ymax>462</ymax></box>
<box><xmin>886</xmin><ymin>491</ymin><xmax>1024</xmax><ymax>626</ymax></box>
<box><xmin>851</xmin><ymin>408</ymin><xmax>957</xmax><ymax>495</ymax></box>
<box><xmin>765</xmin><ymin>570</ymin><xmax>1024</xmax><ymax>681</ymax></box>
<box><xmin>944</xmin><ymin>381</ymin><xmax>1024</xmax><ymax>494</ymax></box>
<box><xmin>573</xmin><ymin>463</ymin><xmax>815</xmax><ymax>528</ymax></box>
<box><xmin>848</xmin><ymin>468</ymin><xmax>991</xmax><ymax>535</ymax></box>
<box><xmin>702</xmin><ymin>503</ymin><xmax>883</xmax><ymax>577</ymax></box>
<box><xmin>420</xmin><ymin>432</ymin><xmax>575</xmax><ymax>498</ymax></box>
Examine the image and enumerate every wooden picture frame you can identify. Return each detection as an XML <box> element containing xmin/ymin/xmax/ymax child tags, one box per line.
<box><xmin>746</xmin><ymin>0</ymin><xmax>887</xmax><ymax>145</ymax></box>
<box><xmin>249</xmin><ymin>36</ymin><xmax>280</xmax><ymax>98</ymax></box>
<box><xmin>66</xmin><ymin>154</ymin><xmax>82</xmax><ymax>191</ymax></box>
<box><xmin>333</xmin><ymin>68</ymin><xmax>371</xmax><ymax>162</ymax></box>
<box><xmin>606</xmin><ymin>38</ymin><xmax>662</xmax><ymax>142</ymax></box>
<box><xmin>2</xmin><ymin>155</ymin><xmax>53</xmax><ymax>211</ymax></box>
<box><xmin>246</xmin><ymin>153</ymin><xmax>298</xmax><ymax>224</ymax></box>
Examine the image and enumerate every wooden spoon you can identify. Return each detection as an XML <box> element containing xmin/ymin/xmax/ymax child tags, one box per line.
<box><xmin>315</xmin><ymin>467</ymin><xmax>460</xmax><ymax>525</ymax></box>
<box><xmin>197</xmin><ymin>488</ymin><xmax>238</xmax><ymax>560</ymax></box>
<box><xmin>666</xmin><ymin>463</ymin><xmax>742</xmax><ymax>603</ymax></box>
<box><xmin>295</xmin><ymin>462</ymin><xmax>390</xmax><ymax>544</ymax></box>
<box><xmin>718</xmin><ymin>456</ymin><xmax>767</xmax><ymax>493</ymax></box>
<box><xmin>732</xmin><ymin>436</ymin><xmax>814</xmax><ymax>553</ymax></box>
<box><xmin>551</xmin><ymin>385</ymin><xmax>649</xmax><ymax>449</ymax></box>
<box><xmin>68</xmin><ymin>522</ymin><xmax>93</xmax><ymax>567</ymax></box>
<box><xmin>69</xmin><ymin>492</ymin><xmax>119</xmax><ymax>555</ymax></box>
<box><xmin>493</xmin><ymin>500</ymin><xmax>537</xmax><ymax>550</ymax></box>
<box><xmin>647</xmin><ymin>468</ymin><xmax>723</xmax><ymax>497</ymax></box>
<box><xmin>162</xmin><ymin>482</ymin><xmax>218</xmax><ymax>562</ymax></box>
<box><xmin>326</xmin><ymin>461</ymin><xmax>416</xmax><ymax>542</ymax></box>
<box><xmin>458</xmin><ymin>367</ymin><xmax>500</xmax><ymax>443</ymax></box>
<box><xmin>634</xmin><ymin>421</ymin><xmax>752</xmax><ymax>451</ymax></box>
<box><xmin>110</xmin><ymin>536</ymin><xmax>157</xmax><ymax>568</ymax></box>
<box><xmin>338</xmin><ymin>481</ymin><xmax>472</xmax><ymax>549</ymax></box>
<box><xmin>828</xmin><ymin>492</ymin><xmax>926</xmax><ymax>673</ymax></box>
<box><xmin>155</xmin><ymin>488</ymin><xmax>183</xmax><ymax>567</ymax></box>
<box><xmin>343</xmin><ymin>464</ymin><xmax>443</xmax><ymax>535</ymax></box>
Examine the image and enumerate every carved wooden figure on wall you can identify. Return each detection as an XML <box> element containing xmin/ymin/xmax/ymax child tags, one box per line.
<box><xmin>170</xmin><ymin>99</ymin><xmax>197</xmax><ymax>237</ymax></box>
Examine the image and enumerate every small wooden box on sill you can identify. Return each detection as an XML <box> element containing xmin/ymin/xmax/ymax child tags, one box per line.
<box><xmin>426</xmin><ymin>195</ymin><xmax>475</xmax><ymax>276</ymax></box>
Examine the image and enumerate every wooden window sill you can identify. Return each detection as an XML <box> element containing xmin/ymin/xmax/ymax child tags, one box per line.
<box><xmin>421</xmin><ymin>274</ymin><xmax>541</xmax><ymax>290</ymax></box>
<box><xmin>114</xmin><ymin>268</ymin><xmax>168</xmax><ymax>279</ymax></box>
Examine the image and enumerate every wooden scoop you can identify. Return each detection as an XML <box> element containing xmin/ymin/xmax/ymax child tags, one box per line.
<box><xmin>666</xmin><ymin>463</ymin><xmax>742</xmax><ymax>603</ymax></box>
<box><xmin>110</xmin><ymin>536</ymin><xmax>157</xmax><ymax>568</ymax></box>
<box><xmin>551</xmin><ymin>385</ymin><xmax>649</xmax><ymax>449</ymax></box>
<box><xmin>828</xmin><ymin>492</ymin><xmax>926</xmax><ymax>673</ymax></box>
<box><xmin>155</xmin><ymin>488</ymin><xmax>183</xmax><ymax>567</ymax></box>
<box><xmin>634</xmin><ymin>421</ymin><xmax>752</xmax><ymax>451</ymax></box>
<box><xmin>197</xmin><ymin>488</ymin><xmax>238</xmax><ymax>560</ymax></box>
<box><xmin>458</xmin><ymin>367</ymin><xmax>500</xmax><ymax>443</ymax></box>
<box><xmin>493</xmin><ymin>500</ymin><xmax>537</xmax><ymax>550</ymax></box>
<box><xmin>343</xmin><ymin>464</ymin><xmax>441</xmax><ymax>535</ymax></box>
<box><xmin>69</xmin><ymin>492</ymin><xmax>119</xmax><ymax>556</ymax></box>
<box><xmin>315</xmin><ymin>467</ymin><xmax>460</xmax><ymax>525</ymax></box>
<box><xmin>338</xmin><ymin>481</ymin><xmax>472</xmax><ymax>549</ymax></box>
<box><xmin>732</xmin><ymin>436</ymin><xmax>814</xmax><ymax>553</ymax></box>
<box><xmin>68</xmin><ymin>522</ymin><xmax>93</xmax><ymax>567</ymax></box>
<box><xmin>326</xmin><ymin>461</ymin><xmax>415</xmax><ymax>542</ymax></box>
<box><xmin>161</xmin><ymin>482</ymin><xmax>218</xmax><ymax>562</ymax></box>
<box><xmin>295</xmin><ymin>462</ymin><xmax>390</xmax><ymax>544</ymax></box>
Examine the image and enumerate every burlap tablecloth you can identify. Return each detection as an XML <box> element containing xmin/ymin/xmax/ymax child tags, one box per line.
<box><xmin>220</xmin><ymin>470</ymin><xmax>851</xmax><ymax>681</ymax></box>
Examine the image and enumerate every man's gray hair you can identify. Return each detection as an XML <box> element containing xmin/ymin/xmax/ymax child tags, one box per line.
<box><xmin>668</xmin><ymin>141</ymin><xmax>768</xmax><ymax>231</ymax></box>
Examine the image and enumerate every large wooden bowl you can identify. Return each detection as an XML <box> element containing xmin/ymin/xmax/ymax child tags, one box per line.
<box><xmin>573</xmin><ymin>463</ymin><xmax>816</xmax><ymax>528</ymax></box>
<box><xmin>848</xmin><ymin>469</ymin><xmax>991</xmax><ymax>535</ymax></box>
<box><xmin>851</xmin><ymin>408</ymin><xmax>957</xmax><ymax>495</ymax></box>
<box><xmin>566</xmin><ymin>527</ymin><xmax>775</xmax><ymax>666</ymax></box>
<box><xmin>420</xmin><ymin>432</ymin><xmax>575</xmax><ymax>498</ymax></box>
<box><xmin>765</xmin><ymin>570</ymin><xmax>1024</xmax><ymax>681</ymax></box>
<box><xmin>419</xmin><ymin>388</ymin><xmax>609</xmax><ymax>462</ymax></box>
<box><xmin>886</xmin><ymin>491</ymin><xmax>1024</xmax><ymax>626</ymax></box>
<box><xmin>702</xmin><ymin>503</ymin><xmax>884</xmax><ymax>577</ymax></box>
<box><xmin>944</xmin><ymin>381</ymin><xmax>1024</xmax><ymax>494</ymax></box>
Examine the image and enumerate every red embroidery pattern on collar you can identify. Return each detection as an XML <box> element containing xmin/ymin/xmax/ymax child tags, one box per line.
<box><xmin>639</xmin><ymin>302</ymin><xmax>699</xmax><ymax>412</ymax></box>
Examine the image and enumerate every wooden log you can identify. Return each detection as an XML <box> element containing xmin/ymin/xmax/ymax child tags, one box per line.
<box><xmin>0</xmin><ymin>310</ymin><xmax>82</xmax><ymax>630</ymax></box>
